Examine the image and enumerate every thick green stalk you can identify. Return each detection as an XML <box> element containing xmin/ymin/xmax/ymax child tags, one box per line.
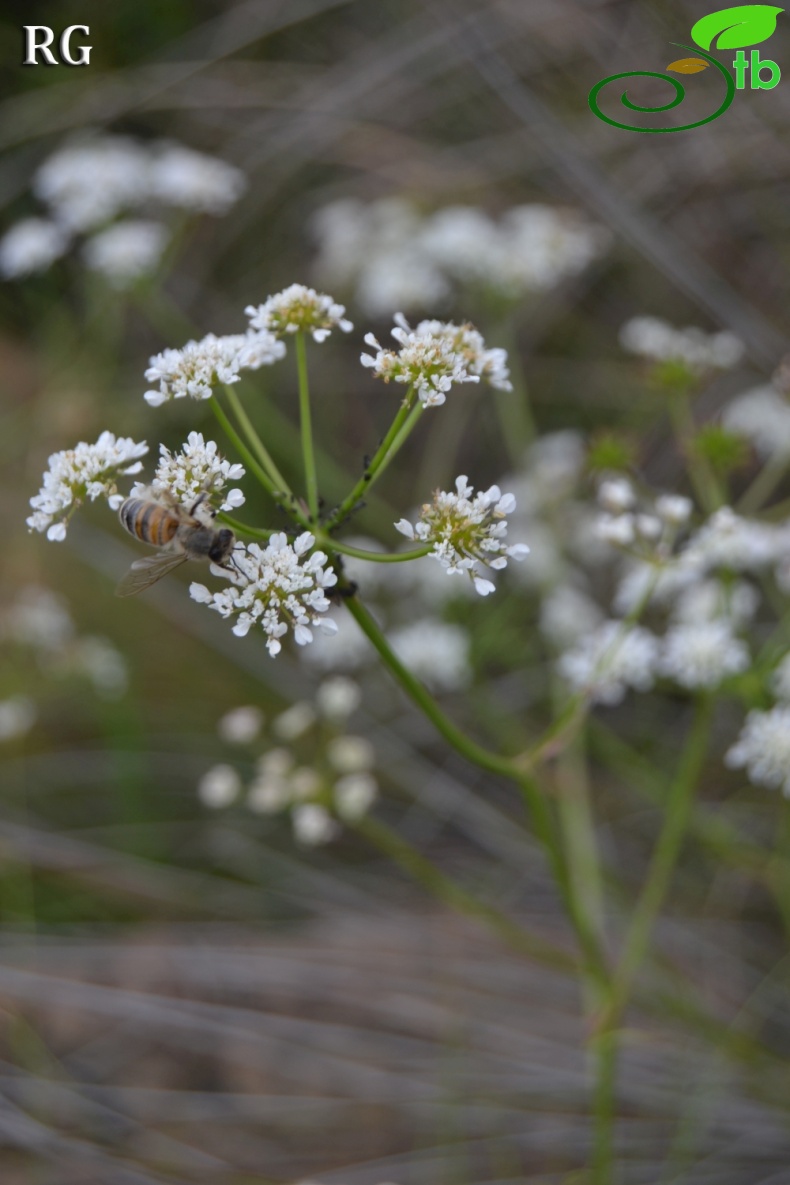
<box><xmin>324</xmin><ymin>386</ymin><xmax>418</xmax><ymax>530</ymax></box>
<box><xmin>294</xmin><ymin>332</ymin><xmax>319</xmax><ymax>521</ymax></box>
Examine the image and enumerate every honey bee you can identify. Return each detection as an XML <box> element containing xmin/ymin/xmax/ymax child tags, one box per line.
<box><xmin>116</xmin><ymin>490</ymin><xmax>237</xmax><ymax>597</ymax></box>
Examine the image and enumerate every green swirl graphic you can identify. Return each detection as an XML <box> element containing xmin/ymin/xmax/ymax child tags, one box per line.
<box><xmin>588</xmin><ymin>43</ymin><xmax>736</xmax><ymax>132</ymax></box>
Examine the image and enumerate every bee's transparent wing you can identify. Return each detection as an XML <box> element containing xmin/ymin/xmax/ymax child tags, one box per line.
<box><xmin>115</xmin><ymin>551</ymin><xmax>187</xmax><ymax>597</ymax></box>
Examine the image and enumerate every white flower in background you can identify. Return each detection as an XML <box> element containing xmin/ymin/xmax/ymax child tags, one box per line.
<box><xmin>357</xmin><ymin>250</ymin><xmax>450</xmax><ymax>318</ymax></box>
<box><xmin>147</xmin><ymin>432</ymin><xmax>246</xmax><ymax>512</ymax></box>
<box><xmin>327</xmin><ymin>734</ymin><xmax>375</xmax><ymax>774</ymax></box>
<box><xmin>312</xmin><ymin>197</ymin><xmax>603</xmax><ymax>311</ymax></box>
<box><xmin>396</xmin><ymin>476</ymin><xmax>528</xmax><ymax>595</ymax></box>
<box><xmin>0</xmin><ymin>696</ymin><xmax>36</xmax><ymax>742</ymax></box>
<box><xmin>671</xmin><ymin>578</ymin><xmax>758</xmax><ymax>626</ymax></box>
<box><xmin>198</xmin><ymin>763</ymin><xmax>242</xmax><ymax>808</ymax></box>
<box><xmin>683</xmin><ymin>507</ymin><xmax>779</xmax><ymax>572</ymax></box>
<box><xmin>495</xmin><ymin>204</ymin><xmax>606</xmax><ymax>294</ymax></box>
<box><xmin>218</xmin><ymin>705</ymin><xmax>264</xmax><ymax>744</ymax></box>
<box><xmin>723</xmin><ymin>385</ymin><xmax>790</xmax><ymax>458</ymax></box>
<box><xmin>34</xmin><ymin>135</ymin><xmax>151</xmax><ymax>231</ymax></box>
<box><xmin>558</xmin><ymin>621</ymin><xmax>659</xmax><ymax>705</ymax></box>
<box><xmin>150</xmin><ymin>143</ymin><xmax>246</xmax><ymax>214</ymax></box>
<box><xmin>292</xmin><ymin>803</ymin><xmax>339</xmax><ymax>845</ymax></box>
<box><xmin>619</xmin><ymin>317</ymin><xmax>744</xmax><ymax>371</ymax></box>
<box><xmin>389</xmin><ymin>619</ymin><xmax>471</xmax><ymax>691</ymax></box>
<box><xmin>273</xmin><ymin>701</ymin><xmax>317</xmax><ymax>741</ymax></box>
<box><xmin>334</xmin><ymin>772</ymin><xmax>378</xmax><ymax>821</ymax></box>
<box><xmin>420</xmin><ymin>205</ymin><xmax>502</xmax><ymax>284</ymax></box>
<box><xmin>655</xmin><ymin>494</ymin><xmax>693</xmax><ymax>526</ymax></box>
<box><xmin>27</xmin><ymin>431</ymin><xmax>148</xmax><ymax>541</ymax></box>
<box><xmin>191</xmin><ymin>534</ymin><xmax>338</xmax><ymax>656</ymax></box>
<box><xmin>247</xmin><ymin>747</ymin><xmax>295</xmax><ymax>814</ymax></box>
<box><xmin>1</xmin><ymin>586</ymin><xmax>74</xmax><ymax>651</ymax></box>
<box><xmin>246</xmin><ymin>284</ymin><xmax>352</xmax><ymax>343</ymax></box>
<box><xmin>0</xmin><ymin>218</ymin><xmax>69</xmax><ymax>278</ymax></box>
<box><xmin>597</xmin><ymin>478</ymin><xmax>635</xmax><ymax>514</ymax></box>
<box><xmin>299</xmin><ymin>607</ymin><xmax>372</xmax><ymax>670</ymax></box>
<box><xmin>82</xmin><ymin>220</ymin><xmax>168</xmax><ymax>287</ymax></box>
<box><xmin>613</xmin><ymin>557</ymin><xmax>700</xmax><ymax>615</ymax></box>
<box><xmin>595</xmin><ymin>514</ymin><xmax>636</xmax><ymax>548</ymax></box>
<box><xmin>361</xmin><ymin>314</ymin><xmax>509</xmax><ymax>407</ymax></box>
<box><xmin>659</xmin><ymin>621</ymin><xmax>749</xmax><ymax>690</ymax></box>
<box><xmin>539</xmin><ymin>584</ymin><xmax>604</xmax><ymax>649</ymax></box>
<box><xmin>726</xmin><ymin>706</ymin><xmax>790</xmax><ymax>795</ymax></box>
<box><xmin>70</xmin><ymin>636</ymin><xmax>128</xmax><ymax>697</ymax></box>
<box><xmin>144</xmin><ymin>334</ymin><xmax>244</xmax><ymax>405</ymax></box>
<box><xmin>316</xmin><ymin>676</ymin><xmax>362</xmax><ymax>721</ymax></box>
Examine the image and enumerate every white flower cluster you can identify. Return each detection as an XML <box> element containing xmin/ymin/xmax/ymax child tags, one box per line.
<box><xmin>657</xmin><ymin>620</ymin><xmax>749</xmax><ymax>690</ymax></box>
<box><xmin>27</xmin><ymin>431</ymin><xmax>148</xmax><ymax>541</ymax></box>
<box><xmin>198</xmin><ymin>677</ymin><xmax>376</xmax><ymax>844</ymax></box>
<box><xmin>190</xmin><ymin>533</ymin><xmax>338</xmax><ymax>656</ymax></box>
<box><xmin>1</xmin><ymin>134</ymin><xmax>245</xmax><ymax>282</ymax></box>
<box><xmin>723</xmin><ymin>385</ymin><xmax>790</xmax><ymax>459</ymax></box>
<box><xmin>594</xmin><ymin>477</ymin><xmax>692</xmax><ymax>555</ymax></box>
<box><xmin>362</xmin><ymin>314</ymin><xmax>511</xmax><ymax>407</ymax></box>
<box><xmin>246</xmin><ymin>283</ymin><xmax>352</xmax><ymax>343</ymax></box>
<box><xmin>143</xmin><ymin>432</ymin><xmax>246</xmax><ymax>512</ymax></box>
<box><xmin>558</xmin><ymin>621</ymin><xmax>659</xmax><ymax>705</ymax></box>
<box><xmin>620</xmin><ymin>316</ymin><xmax>744</xmax><ymax>371</ymax></box>
<box><xmin>144</xmin><ymin>330</ymin><xmax>284</xmax><ymax>405</ymax></box>
<box><xmin>726</xmin><ymin>707</ymin><xmax>790</xmax><ymax>796</ymax></box>
<box><xmin>396</xmin><ymin>476</ymin><xmax>528</xmax><ymax>595</ymax></box>
<box><xmin>312</xmin><ymin>197</ymin><xmax>605</xmax><ymax>315</ymax></box>
<box><xmin>390</xmin><ymin>619</ymin><xmax>471</xmax><ymax>691</ymax></box>
<box><xmin>82</xmin><ymin>221</ymin><xmax>168</xmax><ymax>287</ymax></box>
<box><xmin>1</xmin><ymin>585</ymin><xmax>128</xmax><ymax>698</ymax></box>
<box><xmin>0</xmin><ymin>219</ymin><xmax>69</xmax><ymax>279</ymax></box>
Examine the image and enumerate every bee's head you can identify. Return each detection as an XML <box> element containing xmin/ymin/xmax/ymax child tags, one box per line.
<box><xmin>209</xmin><ymin>529</ymin><xmax>236</xmax><ymax>565</ymax></box>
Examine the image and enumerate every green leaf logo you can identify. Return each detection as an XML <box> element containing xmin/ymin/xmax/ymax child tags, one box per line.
<box><xmin>691</xmin><ymin>4</ymin><xmax>784</xmax><ymax>50</ymax></box>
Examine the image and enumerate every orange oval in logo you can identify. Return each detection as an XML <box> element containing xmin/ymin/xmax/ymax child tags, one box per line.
<box><xmin>666</xmin><ymin>57</ymin><xmax>710</xmax><ymax>73</ymax></box>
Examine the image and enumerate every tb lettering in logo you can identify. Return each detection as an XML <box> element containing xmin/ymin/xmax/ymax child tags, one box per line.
<box><xmin>589</xmin><ymin>4</ymin><xmax>783</xmax><ymax>133</ymax></box>
<box><xmin>23</xmin><ymin>26</ymin><xmax>92</xmax><ymax>67</ymax></box>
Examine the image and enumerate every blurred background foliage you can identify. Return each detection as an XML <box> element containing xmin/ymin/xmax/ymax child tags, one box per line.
<box><xmin>3</xmin><ymin>1</ymin><xmax>790</xmax><ymax>1182</ymax></box>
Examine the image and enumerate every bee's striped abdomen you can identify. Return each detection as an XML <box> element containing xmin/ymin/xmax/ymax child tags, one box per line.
<box><xmin>119</xmin><ymin>499</ymin><xmax>179</xmax><ymax>546</ymax></box>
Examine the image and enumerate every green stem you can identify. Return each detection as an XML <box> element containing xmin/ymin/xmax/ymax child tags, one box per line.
<box><xmin>737</xmin><ymin>451</ymin><xmax>790</xmax><ymax>515</ymax></box>
<box><xmin>356</xmin><ymin>816</ymin><xmax>575</xmax><ymax>972</ymax></box>
<box><xmin>222</xmin><ymin>384</ymin><xmax>292</xmax><ymax>498</ymax></box>
<box><xmin>295</xmin><ymin>332</ymin><xmax>319</xmax><ymax>521</ymax></box>
<box><xmin>585</xmin><ymin>697</ymin><xmax>712</xmax><ymax>1181</ymax></box>
<box><xmin>325</xmin><ymin>386</ymin><xmax>418</xmax><ymax>530</ymax></box>
<box><xmin>212</xmin><ymin>396</ymin><xmax>311</xmax><ymax>532</ymax></box>
<box><xmin>210</xmin><ymin>398</ymin><xmax>280</xmax><ymax>501</ymax></box>
<box><xmin>217</xmin><ymin>514</ymin><xmax>276</xmax><ymax>541</ymax></box>
<box><xmin>317</xmin><ymin>537</ymin><xmax>431</xmax><ymax>563</ymax></box>
<box><xmin>605</xmin><ymin>695</ymin><xmax>713</xmax><ymax>1025</ymax></box>
<box><xmin>343</xmin><ymin>592</ymin><xmax>610</xmax><ymax>988</ymax></box>
<box><xmin>374</xmin><ymin>400</ymin><xmax>425</xmax><ymax>481</ymax></box>
<box><xmin>590</xmin><ymin>1027</ymin><xmax>618</xmax><ymax>1185</ymax></box>
<box><xmin>667</xmin><ymin>393</ymin><xmax>722</xmax><ymax>514</ymax></box>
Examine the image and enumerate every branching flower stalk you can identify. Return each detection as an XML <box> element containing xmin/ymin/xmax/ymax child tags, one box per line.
<box><xmin>31</xmin><ymin>289</ymin><xmax>786</xmax><ymax>1183</ymax></box>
